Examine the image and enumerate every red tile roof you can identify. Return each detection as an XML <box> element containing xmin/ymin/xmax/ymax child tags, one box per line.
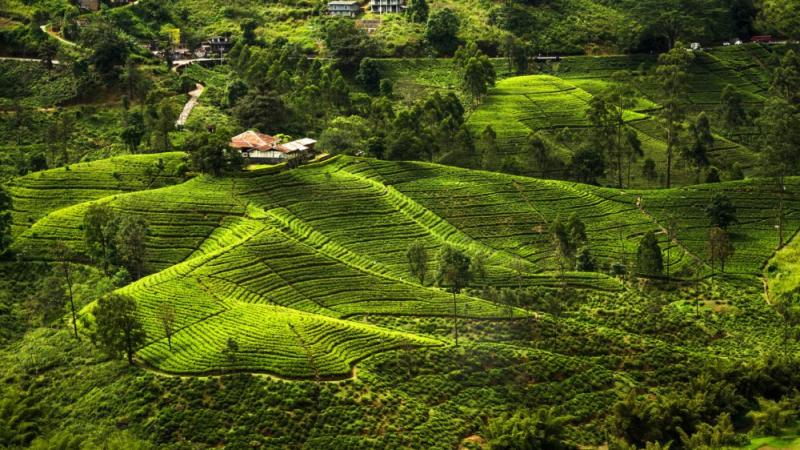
<box><xmin>230</xmin><ymin>130</ymin><xmax>279</xmax><ymax>151</ymax></box>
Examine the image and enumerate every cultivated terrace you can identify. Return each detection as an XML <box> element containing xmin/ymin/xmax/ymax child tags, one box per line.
<box><xmin>1</xmin><ymin>0</ymin><xmax>800</xmax><ymax>448</ymax></box>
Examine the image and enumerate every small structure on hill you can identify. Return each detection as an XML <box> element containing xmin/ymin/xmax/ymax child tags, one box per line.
<box><xmin>230</xmin><ymin>131</ymin><xmax>317</xmax><ymax>165</ymax></box>
<box><xmin>751</xmin><ymin>35</ymin><xmax>773</xmax><ymax>44</ymax></box>
<box><xmin>370</xmin><ymin>0</ymin><xmax>404</xmax><ymax>14</ymax></box>
<box><xmin>197</xmin><ymin>36</ymin><xmax>232</xmax><ymax>58</ymax></box>
<box><xmin>356</xmin><ymin>19</ymin><xmax>381</xmax><ymax>34</ymax></box>
<box><xmin>78</xmin><ymin>0</ymin><xmax>99</xmax><ymax>11</ymax></box>
<box><xmin>328</xmin><ymin>1</ymin><xmax>361</xmax><ymax>17</ymax></box>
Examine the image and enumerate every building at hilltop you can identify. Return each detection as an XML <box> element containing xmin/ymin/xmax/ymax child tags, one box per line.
<box><xmin>230</xmin><ymin>131</ymin><xmax>316</xmax><ymax>164</ymax></box>
<box><xmin>369</xmin><ymin>0</ymin><xmax>404</xmax><ymax>14</ymax></box>
<box><xmin>196</xmin><ymin>36</ymin><xmax>233</xmax><ymax>58</ymax></box>
<box><xmin>328</xmin><ymin>1</ymin><xmax>361</xmax><ymax>17</ymax></box>
<box><xmin>78</xmin><ymin>0</ymin><xmax>134</xmax><ymax>10</ymax></box>
<box><xmin>78</xmin><ymin>0</ymin><xmax>99</xmax><ymax>11</ymax></box>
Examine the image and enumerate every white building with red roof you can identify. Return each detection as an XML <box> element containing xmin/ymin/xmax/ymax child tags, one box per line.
<box><xmin>230</xmin><ymin>130</ymin><xmax>316</xmax><ymax>165</ymax></box>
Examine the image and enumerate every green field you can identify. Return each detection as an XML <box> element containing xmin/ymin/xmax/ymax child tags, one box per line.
<box><xmin>460</xmin><ymin>45</ymin><xmax>784</xmax><ymax>187</ymax></box>
<box><xmin>8</xmin><ymin>153</ymin><xmax>800</xmax><ymax>379</ymax></box>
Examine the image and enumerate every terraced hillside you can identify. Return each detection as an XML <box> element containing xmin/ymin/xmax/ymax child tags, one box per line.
<box><xmin>466</xmin><ymin>45</ymin><xmax>784</xmax><ymax>187</ymax></box>
<box><xmin>6</xmin><ymin>153</ymin><xmax>186</xmax><ymax>236</ymax></box>
<box><xmin>9</xmin><ymin>154</ymin><xmax>800</xmax><ymax>378</ymax></box>
<box><xmin>467</xmin><ymin>74</ymin><xmax>647</xmax><ymax>156</ymax></box>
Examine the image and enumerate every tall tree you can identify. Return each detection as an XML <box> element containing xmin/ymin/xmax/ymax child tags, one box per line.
<box><xmin>80</xmin><ymin>19</ymin><xmax>130</xmax><ymax>84</ymax></box>
<box><xmin>758</xmin><ymin>97</ymin><xmax>800</xmax><ymax>247</ymax></box>
<box><xmin>241</xmin><ymin>20</ymin><xmax>258</xmax><ymax>45</ymax></box>
<box><xmin>53</xmin><ymin>241</ymin><xmax>79</xmax><ymax>340</ymax></box>
<box><xmin>356</xmin><ymin>58</ymin><xmax>381</xmax><ymax>94</ymax></box>
<box><xmin>38</xmin><ymin>40</ymin><xmax>59</xmax><ymax>71</ymax></box>
<box><xmin>526</xmin><ymin>132</ymin><xmax>551</xmax><ymax>178</ymax></box>
<box><xmin>426</xmin><ymin>8</ymin><xmax>460</xmax><ymax>56</ymax></box>
<box><xmin>455</xmin><ymin>43</ymin><xmax>495</xmax><ymax>106</ymax></box>
<box><xmin>116</xmin><ymin>215</ymin><xmax>149</xmax><ymax>280</ymax></box>
<box><xmin>121</xmin><ymin>59</ymin><xmax>149</xmax><ymax>104</ymax></box>
<box><xmin>654</xmin><ymin>43</ymin><xmax>694</xmax><ymax>188</ymax></box>
<box><xmin>121</xmin><ymin>111</ymin><xmax>146</xmax><ymax>154</ymax></box>
<box><xmin>550</xmin><ymin>217</ymin><xmax>575</xmax><ymax>275</ymax></box>
<box><xmin>406</xmin><ymin>0</ymin><xmax>429</xmax><ymax>23</ymax></box>
<box><xmin>569</xmin><ymin>147</ymin><xmax>605</xmax><ymax>185</ymax></box>
<box><xmin>586</xmin><ymin>95</ymin><xmax>618</xmax><ymax>185</ymax></box>
<box><xmin>93</xmin><ymin>294</ymin><xmax>147</xmax><ymax>365</ymax></box>
<box><xmin>636</xmin><ymin>231</ymin><xmax>663</xmax><ymax>276</ymax></box>
<box><xmin>719</xmin><ymin>85</ymin><xmax>747</xmax><ymax>129</ymax></box>
<box><xmin>321</xmin><ymin>17</ymin><xmax>372</xmax><ymax>72</ymax></box>
<box><xmin>683</xmin><ymin>112</ymin><xmax>713</xmax><ymax>183</ymax></box>
<box><xmin>83</xmin><ymin>203</ymin><xmax>118</xmax><ymax>274</ymax></box>
<box><xmin>187</xmin><ymin>129</ymin><xmax>242</xmax><ymax>176</ymax></box>
<box><xmin>771</xmin><ymin>51</ymin><xmax>800</xmax><ymax>105</ymax></box>
<box><xmin>435</xmin><ymin>245</ymin><xmax>472</xmax><ymax>346</ymax></box>
<box><xmin>705</xmin><ymin>192</ymin><xmax>738</xmax><ymax>229</ymax></box>
<box><xmin>760</xmin><ymin>55</ymin><xmax>800</xmax><ymax>247</ymax></box>
<box><xmin>148</xmin><ymin>100</ymin><xmax>176</xmax><ymax>152</ymax></box>
<box><xmin>158</xmin><ymin>303</ymin><xmax>176</xmax><ymax>351</ymax></box>
<box><xmin>665</xmin><ymin>215</ymin><xmax>679</xmax><ymax>278</ymax></box>
<box><xmin>28</xmin><ymin>271</ymin><xmax>67</xmax><ymax>327</ymax></box>
<box><xmin>708</xmin><ymin>226</ymin><xmax>734</xmax><ymax>275</ymax></box>
<box><xmin>502</xmin><ymin>35</ymin><xmax>530</xmax><ymax>76</ymax></box>
<box><xmin>479</xmin><ymin>125</ymin><xmax>499</xmax><ymax>171</ymax></box>
<box><xmin>406</xmin><ymin>240</ymin><xmax>429</xmax><ymax>285</ymax></box>
<box><xmin>470</xmin><ymin>251</ymin><xmax>489</xmax><ymax>285</ymax></box>
<box><xmin>624</xmin><ymin>128</ymin><xmax>644</xmax><ymax>187</ymax></box>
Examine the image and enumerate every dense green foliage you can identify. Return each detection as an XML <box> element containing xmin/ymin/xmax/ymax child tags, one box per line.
<box><xmin>3</xmin><ymin>0</ymin><xmax>800</xmax><ymax>448</ymax></box>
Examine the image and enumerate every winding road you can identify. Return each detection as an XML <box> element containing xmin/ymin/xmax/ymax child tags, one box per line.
<box><xmin>176</xmin><ymin>83</ymin><xmax>205</xmax><ymax>127</ymax></box>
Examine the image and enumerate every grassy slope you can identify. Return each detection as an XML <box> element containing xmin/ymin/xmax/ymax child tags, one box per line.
<box><xmin>456</xmin><ymin>45</ymin><xmax>783</xmax><ymax>187</ymax></box>
<box><xmin>6</xmin><ymin>152</ymin><xmax>186</xmax><ymax>236</ymax></box>
<box><xmin>766</xmin><ymin>228</ymin><xmax>800</xmax><ymax>301</ymax></box>
<box><xmin>9</xmin><ymin>154</ymin><xmax>800</xmax><ymax>378</ymax></box>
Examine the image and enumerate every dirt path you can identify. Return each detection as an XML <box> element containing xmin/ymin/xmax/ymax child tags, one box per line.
<box><xmin>39</xmin><ymin>24</ymin><xmax>77</xmax><ymax>47</ymax></box>
<box><xmin>175</xmin><ymin>83</ymin><xmax>204</xmax><ymax>127</ymax></box>
<box><xmin>0</xmin><ymin>56</ymin><xmax>59</xmax><ymax>65</ymax></box>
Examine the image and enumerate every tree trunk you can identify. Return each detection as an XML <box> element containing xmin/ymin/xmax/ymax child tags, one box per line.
<box><xmin>67</xmin><ymin>281</ymin><xmax>78</xmax><ymax>340</ymax></box>
<box><xmin>167</xmin><ymin>334</ymin><xmax>172</xmax><ymax>351</ymax></box>
<box><xmin>627</xmin><ymin>154</ymin><xmax>632</xmax><ymax>187</ymax></box>
<box><xmin>126</xmin><ymin>332</ymin><xmax>134</xmax><ymax>365</ymax></box>
<box><xmin>452</xmin><ymin>291</ymin><xmax>458</xmax><ymax>347</ymax></box>
<box><xmin>617</xmin><ymin>122</ymin><xmax>623</xmax><ymax>188</ymax></box>
<box><xmin>778</xmin><ymin>176</ymin><xmax>785</xmax><ymax>248</ymax></box>
<box><xmin>666</xmin><ymin>245</ymin><xmax>670</xmax><ymax>278</ymax></box>
<box><xmin>666</xmin><ymin>127</ymin><xmax>672</xmax><ymax>189</ymax></box>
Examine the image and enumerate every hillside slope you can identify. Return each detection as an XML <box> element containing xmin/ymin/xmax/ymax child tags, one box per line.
<box><xmin>8</xmin><ymin>154</ymin><xmax>800</xmax><ymax>377</ymax></box>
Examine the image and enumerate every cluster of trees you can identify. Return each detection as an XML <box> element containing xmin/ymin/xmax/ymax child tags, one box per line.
<box><xmin>549</xmin><ymin>214</ymin><xmax>592</xmax><ymax>273</ymax></box>
<box><xmin>608</xmin><ymin>356</ymin><xmax>800</xmax><ymax>448</ymax></box>
<box><xmin>226</xmin><ymin>39</ymin><xmax>351</xmax><ymax>137</ymax></box>
<box><xmin>634</xmin><ymin>192</ymin><xmax>738</xmax><ymax>281</ymax></box>
<box><xmin>488</xmin><ymin>0</ymin><xmax>762</xmax><ymax>54</ymax></box>
<box><xmin>83</xmin><ymin>203</ymin><xmax>149</xmax><ymax>280</ymax></box>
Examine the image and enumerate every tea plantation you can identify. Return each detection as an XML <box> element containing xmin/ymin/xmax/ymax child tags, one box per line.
<box><xmin>465</xmin><ymin>45</ymin><xmax>785</xmax><ymax>187</ymax></box>
<box><xmin>7</xmin><ymin>153</ymin><xmax>800</xmax><ymax>383</ymax></box>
